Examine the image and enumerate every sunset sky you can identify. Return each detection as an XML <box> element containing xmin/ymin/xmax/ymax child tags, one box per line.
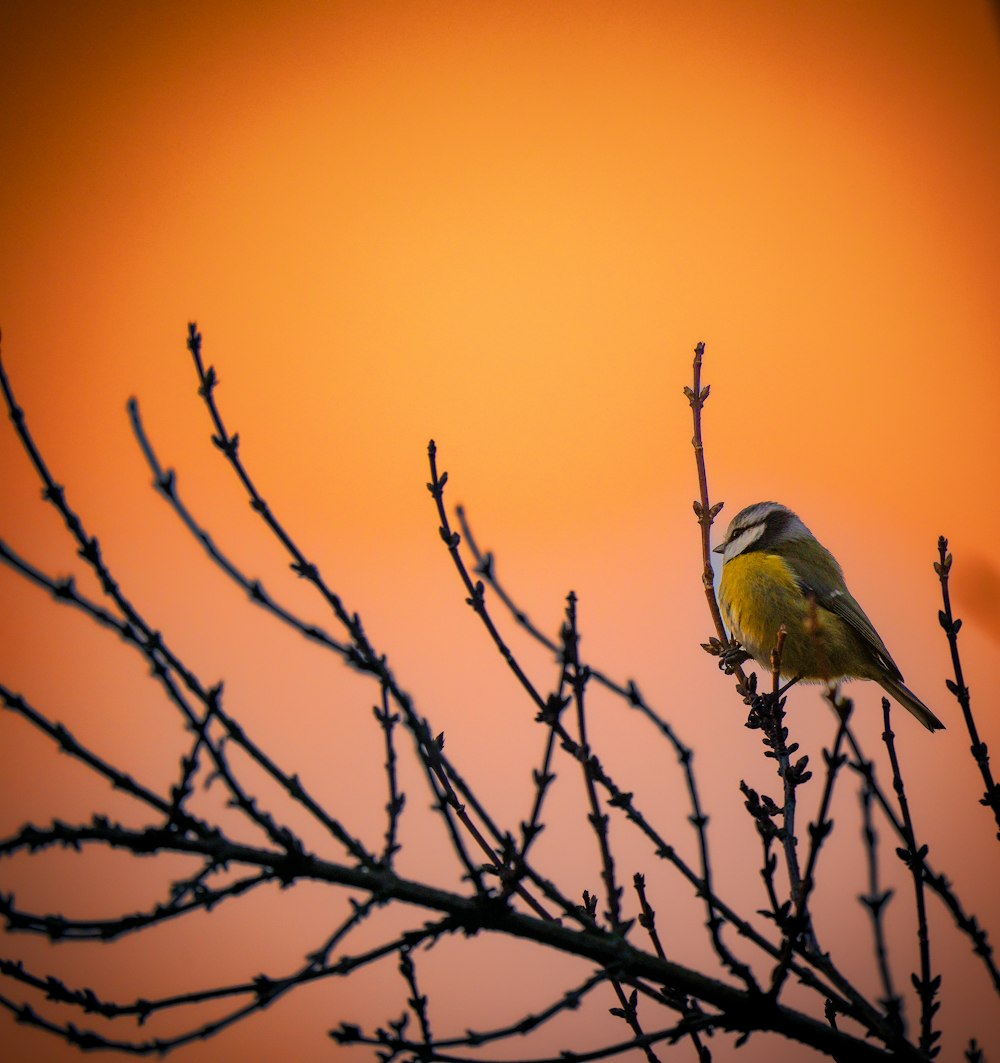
<box><xmin>1</xmin><ymin>2</ymin><xmax>998</xmax><ymax>1060</ymax></box>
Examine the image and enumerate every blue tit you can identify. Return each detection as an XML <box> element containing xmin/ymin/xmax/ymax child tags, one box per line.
<box><xmin>714</xmin><ymin>501</ymin><xmax>944</xmax><ymax>731</ymax></box>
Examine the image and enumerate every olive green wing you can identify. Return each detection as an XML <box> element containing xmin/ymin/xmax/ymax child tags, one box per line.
<box><xmin>781</xmin><ymin>547</ymin><xmax>905</xmax><ymax>682</ymax></box>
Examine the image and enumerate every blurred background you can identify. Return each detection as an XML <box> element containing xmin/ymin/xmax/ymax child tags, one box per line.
<box><xmin>1</xmin><ymin>1</ymin><xmax>998</xmax><ymax>1060</ymax></box>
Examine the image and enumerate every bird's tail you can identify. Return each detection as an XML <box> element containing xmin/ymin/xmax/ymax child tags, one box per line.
<box><xmin>877</xmin><ymin>677</ymin><xmax>945</xmax><ymax>732</ymax></box>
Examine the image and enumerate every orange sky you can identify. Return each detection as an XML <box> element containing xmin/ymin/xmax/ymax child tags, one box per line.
<box><xmin>1</xmin><ymin>2</ymin><xmax>998</xmax><ymax>1061</ymax></box>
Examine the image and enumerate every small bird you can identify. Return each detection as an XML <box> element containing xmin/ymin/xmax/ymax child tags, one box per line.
<box><xmin>714</xmin><ymin>501</ymin><xmax>944</xmax><ymax>731</ymax></box>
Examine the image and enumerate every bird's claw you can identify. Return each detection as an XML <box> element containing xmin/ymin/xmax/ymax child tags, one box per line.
<box><xmin>719</xmin><ymin>642</ymin><xmax>752</xmax><ymax>673</ymax></box>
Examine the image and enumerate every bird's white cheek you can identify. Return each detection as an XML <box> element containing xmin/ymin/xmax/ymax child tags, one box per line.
<box><xmin>723</xmin><ymin>526</ymin><xmax>765</xmax><ymax>562</ymax></box>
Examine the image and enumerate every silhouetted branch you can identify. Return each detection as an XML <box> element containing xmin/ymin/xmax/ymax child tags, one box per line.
<box><xmin>845</xmin><ymin>730</ymin><xmax>1000</xmax><ymax>994</ymax></box>
<box><xmin>858</xmin><ymin>754</ymin><xmax>904</xmax><ymax>1031</ymax></box>
<box><xmin>935</xmin><ymin>537</ymin><xmax>999</xmax><ymax>840</ymax></box>
<box><xmin>0</xmin><ymin>331</ymin><xmax>995</xmax><ymax>1060</ymax></box>
<box><xmin>683</xmin><ymin>342</ymin><xmax>732</xmax><ymax>654</ymax></box>
<box><xmin>456</xmin><ymin>501</ymin><xmax>756</xmax><ymax>993</ymax></box>
<box><xmin>881</xmin><ymin>700</ymin><xmax>941</xmax><ymax>1056</ymax></box>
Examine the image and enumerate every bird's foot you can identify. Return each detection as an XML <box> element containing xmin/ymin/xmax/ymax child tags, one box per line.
<box><xmin>718</xmin><ymin>642</ymin><xmax>753</xmax><ymax>673</ymax></box>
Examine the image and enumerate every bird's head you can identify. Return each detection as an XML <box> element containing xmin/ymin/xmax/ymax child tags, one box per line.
<box><xmin>713</xmin><ymin>501</ymin><xmax>814</xmax><ymax>564</ymax></box>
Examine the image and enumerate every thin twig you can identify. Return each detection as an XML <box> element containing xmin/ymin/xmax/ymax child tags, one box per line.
<box><xmin>563</xmin><ymin>593</ymin><xmax>624</xmax><ymax>931</ymax></box>
<box><xmin>770</xmin><ymin>698</ymin><xmax>850</xmax><ymax>998</ymax></box>
<box><xmin>846</xmin><ymin>728</ymin><xmax>1000</xmax><ymax>993</ymax></box>
<box><xmin>858</xmin><ymin>756</ymin><xmax>903</xmax><ymax>1031</ymax></box>
<box><xmin>935</xmin><ymin>537</ymin><xmax>999</xmax><ymax>840</ymax></box>
<box><xmin>882</xmin><ymin>699</ymin><xmax>941</xmax><ymax>1056</ymax></box>
<box><xmin>457</xmin><ymin>504</ymin><xmax>732</xmax><ymax>986</ymax></box>
<box><xmin>374</xmin><ymin>683</ymin><xmax>405</xmax><ymax>867</ymax></box>
<box><xmin>683</xmin><ymin>342</ymin><xmax>732</xmax><ymax>649</ymax></box>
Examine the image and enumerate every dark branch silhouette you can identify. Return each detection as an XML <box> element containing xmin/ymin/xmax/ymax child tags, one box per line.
<box><xmin>0</xmin><ymin>329</ymin><xmax>995</xmax><ymax>1060</ymax></box>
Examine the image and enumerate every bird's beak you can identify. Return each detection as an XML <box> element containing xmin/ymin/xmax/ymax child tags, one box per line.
<box><xmin>712</xmin><ymin>542</ymin><xmax>726</xmax><ymax>555</ymax></box>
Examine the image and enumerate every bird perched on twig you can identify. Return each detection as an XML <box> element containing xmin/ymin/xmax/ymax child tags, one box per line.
<box><xmin>714</xmin><ymin>501</ymin><xmax>944</xmax><ymax>731</ymax></box>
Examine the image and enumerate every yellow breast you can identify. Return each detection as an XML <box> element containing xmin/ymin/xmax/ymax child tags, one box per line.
<box><xmin>718</xmin><ymin>551</ymin><xmax>860</xmax><ymax>679</ymax></box>
<box><xmin>718</xmin><ymin>552</ymin><xmax>805</xmax><ymax>666</ymax></box>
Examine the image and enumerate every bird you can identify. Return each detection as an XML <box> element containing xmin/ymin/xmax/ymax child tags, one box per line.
<box><xmin>713</xmin><ymin>501</ymin><xmax>944</xmax><ymax>731</ymax></box>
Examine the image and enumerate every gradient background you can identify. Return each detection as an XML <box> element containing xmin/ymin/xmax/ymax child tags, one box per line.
<box><xmin>1</xmin><ymin>2</ymin><xmax>998</xmax><ymax>1060</ymax></box>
